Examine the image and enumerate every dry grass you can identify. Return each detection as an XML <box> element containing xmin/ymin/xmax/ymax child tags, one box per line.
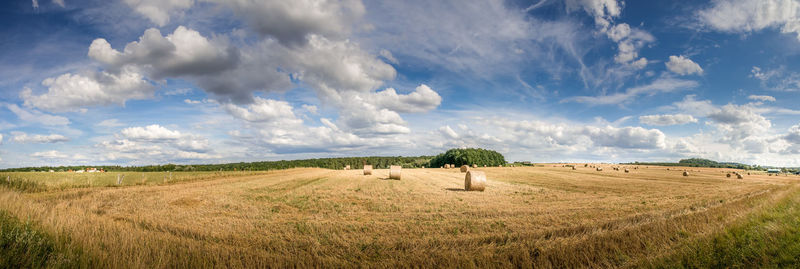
<box><xmin>0</xmin><ymin>165</ymin><xmax>798</xmax><ymax>267</ymax></box>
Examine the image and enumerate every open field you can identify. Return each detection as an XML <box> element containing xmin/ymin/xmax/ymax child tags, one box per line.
<box><xmin>1</xmin><ymin>165</ymin><xmax>799</xmax><ymax>267</ymax></box>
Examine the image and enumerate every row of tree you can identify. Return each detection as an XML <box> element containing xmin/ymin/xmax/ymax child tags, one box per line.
<box><xmin>428</xmin><ymin>148</ymin><xmax>506</xmax><ymax>168</ymax></box>
<box><xmin>625</xmin><ymin>158</ymin><xmax>759</xmax><ymax>170</ymax></box>
<box><xmin>2</xmin><ymin>148</ymin><xmax>511</xmax><ymax>172</ymax></box>
<box><xmin>0</xmin><ymin>156</ymin><xmax>437</xmax><ymax>172</ymax></box>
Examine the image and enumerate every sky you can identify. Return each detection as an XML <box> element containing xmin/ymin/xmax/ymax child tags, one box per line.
<box><xmin>1</xmin><ymin>0</ymin><xmax>800</xmax><ymax>168</ymax></box>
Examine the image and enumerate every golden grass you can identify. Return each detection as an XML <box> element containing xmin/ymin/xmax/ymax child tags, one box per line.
<box><xmin>0</xmin><ymin>165</ymin><xmax>798</xmax><ymax>267</ymax></box>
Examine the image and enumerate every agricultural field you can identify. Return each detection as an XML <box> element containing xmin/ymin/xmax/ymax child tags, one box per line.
<box><xmin>1</xmin><ymin>165</ymin><xmax>799</xmax><ymax>267</ymax></box>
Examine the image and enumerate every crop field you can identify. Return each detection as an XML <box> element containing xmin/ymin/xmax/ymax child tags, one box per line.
<box><xmin>1</xmin><ymin>165</ymin><xmax>799</xmax><ymax>267</ymax></box>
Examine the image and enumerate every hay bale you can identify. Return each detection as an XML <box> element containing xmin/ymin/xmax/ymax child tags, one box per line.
<box><xmin>345</xmin><ymin>165</ymin><xmax>350</xmax><ymax>170</ymax></box>
<box><xmin>572</xmin><ymin>167</ymin><xmax>577</xmax><ymax>170</ymax></box>
<box><xmin>737</xmin><ymin>174</ymin><xmax>744</xmax><ymax>179</ymax></box>
<box><xmin>596</xmin><ymin>167</ymin><xmax>603</xmax><ymax>171</ymax></box>
<box><xmin>726</xmin><ymin>173</ymin><xmax>731</xmax><ymax>178</ymax></box>
<box><xmin>460</xmin><ymin>165</ymin><xmax>469</xmax><ymax>173</ymax></box>
<box><xmin>683</xmin><ymin>171</ymin><xmax>689</xmax><ymax>177</ymax></box>
<box><xmin>465</xmin><ymin>171</ymin><xmax>486</xmax><ymax>191</ymax></box>
<box><xmin>389</xmin><ymin>165</ymin><xmax>401</xmax><ymax>180</ymax></box>
<box><xmin>584</xmin><ymin>164</ymin><xmax>588</xmax><ymax>167</ymax></box>
<box><xmin>363</xmin><ymin>165</ymin><xmax>373</xmax><ymax>175</ymax></box>
<box><xmin>472</xmin><ymin>164</ymin><xmax>478</xmax><ymax>168</ymax></box>
<box><xmin>624</xmin><ymin>169</ymin><xmax>629</xmax><ymax>173</ymax></box>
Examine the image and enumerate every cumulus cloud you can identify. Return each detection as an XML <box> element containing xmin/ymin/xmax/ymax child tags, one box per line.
<box><xmin>52</xmin><ymin>0</ymin><xmax>64</xmax><ymax>8</ymax></box>
<box><xmin>222</xmin><ymin>97</ymin><xmax>302</xmax><ymax>125</ymax></box>
<box><xmin>748</xmin><ymin>95</ymin><xmax>776</xmax><ymax>102</ymax></box>
<box><xmin>639</xmin><ymin>114</ymin><xmax>698</xmax><ymax>126</ymax></box>
<box><xmin>563</xmin><ymin>77</ymin><xmax>698</xmax><ymax>105</ymax></box>
<box><xmin>583</xmin><ymin>125</ymin><xmax>666</xmax><ymax>149</ymax></box>
<box><xmin>665</xmin><ymin>55</ymin><xmax>703</xmax><ymax>75</ymax></box>
<box><xmin>698</xmin><ymin>0</ymin><xmax>800</xmax><ymax>41</ymax></box>
<box><xmin>20</xmin><ymin>68</ymin><xmax>154</xmax><ymax>113</ymax></box>
<box><xmin>370</xmin><ymin>85</ymin><xmax>442</xmax><ymax>113</ymax></box>
<box><xmin>11</xmin><ymin>132</ymin><xmax>69</xmax><ymax>143</ymax></box>
<box><xmin>120</xmin><ymin>124</ymin><xmax>182</xmax><ymax>141</ymax></box>
<box><xmin>208</xmin><ymin>0</ymin><xmax>366</xmax><ymax>46</ymax></box>
<box><xmin>123</xmin><ymin>0</ymin><xmax>194</xmax><ymax>26</ymax></box>
<box><xmin>97</xmin><ymin>124</ymin><xmax>215</xmax><ymax>162</ymax></box>
<box><xmin>32</xmin><ymin>0</ymin><xmax>39</xmax><ymax>9</ymax></box>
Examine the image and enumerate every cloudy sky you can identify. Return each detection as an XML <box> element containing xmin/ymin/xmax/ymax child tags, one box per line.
<box><xmin>1</xmin><ymin>0</ymin><xmax>800</xmax><ymax>168</ymax></box>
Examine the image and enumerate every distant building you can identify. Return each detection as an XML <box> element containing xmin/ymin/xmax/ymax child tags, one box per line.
<box><xmin>767</xmin><ymin>169</ymin><xmax>781</xmax><ymax>174</ymax></box>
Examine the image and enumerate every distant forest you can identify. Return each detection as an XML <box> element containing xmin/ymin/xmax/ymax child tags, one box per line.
<box><xmin>0</xmin><ymin>148</ymin><xmax>507</xmax><ymax>172</ymax></box>
<box><xmin>624</xmin><ymin>158</ymin><xmax>765</xmax><ymax>170</ymax></box>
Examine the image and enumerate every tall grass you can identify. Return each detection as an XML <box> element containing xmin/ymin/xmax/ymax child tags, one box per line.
<box><xmin>0</xmin><ymin>210</ymin><xmax>91</xmax><ymax>268</ymax></box>
<box><xmin>645</xmin><ymin>187</ymin><xmax>800</xmax><ymax>268</ymax></box>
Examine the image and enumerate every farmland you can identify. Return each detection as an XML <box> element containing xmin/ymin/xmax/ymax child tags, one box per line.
<box><xmin>1</xmin><ymin>165</ymin><xmax>799</xmax><ymax>267</ymax></box>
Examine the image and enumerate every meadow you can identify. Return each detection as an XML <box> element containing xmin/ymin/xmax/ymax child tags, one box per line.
<box><xmin>1</xmin><ymin>165</ymin><xmax>798</xmax><ymax>267</ymax></box>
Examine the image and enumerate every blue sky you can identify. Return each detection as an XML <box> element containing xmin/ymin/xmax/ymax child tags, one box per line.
<box><xmin>2</xmin><ymin>0</ymin><xmax>800</xmax><ymax>168</ymax></box>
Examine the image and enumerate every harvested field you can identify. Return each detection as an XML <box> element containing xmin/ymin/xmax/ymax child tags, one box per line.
<box><xmin>0</xmin><ymin>165</ymin><xmax>798</xmax><ymax>267</ymax></box>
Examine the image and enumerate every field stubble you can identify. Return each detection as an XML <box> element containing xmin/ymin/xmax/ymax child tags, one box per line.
<box><xmin>0</xmin><ymin>166</ymin><xmax>797</xmax><ymax>267</ymax></box>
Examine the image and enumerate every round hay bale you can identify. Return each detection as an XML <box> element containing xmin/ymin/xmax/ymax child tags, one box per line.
<box><xmin>584</xmin><ymin>164</ymin><xmax>588</xmax><ymax>167</ymax></box>
<box><xmin>363</xmin><ymin>165</ymin><xmax>373</xmax><ymax>175</ymax></box>
<box><xmin>472</xmin><ymin>164</ymin><xmax>478</xmax><ymax>168</ymax></box>
<box><xmin>624</xmin><ymin>169</ymin><xmax>629</xmax><ymax>173</ymax></box>
<box><xmin>596</xmin><ymin>167</ymin><xmax>603</xmax><ymax>171</ymax></box>
<box><xmin>389</xmin><ymin>165</ymin><xmax>401</xmax><ymax>180</ymax></box>
<box><xmin>465</xmin><ymin>171</ymin><xmax>486</xmax><ymax>191</ymax></box>
<box><xmin>572</xmin><ymin>167</ymin><xmax>577</xmax><ymax>170</ymax></box>
<box><xmin>683</xmin><ymin>171</ymin><xmax>689</xmax><ymax>177</ymax></box>
<box><xmin>737</xmin><ymin>174</ymin><xmax>744</xmax><ymax>179</ymax></box>
<box><xmin>344</xmin><ymin>165</ymin><xmax>351</xmax><ymax>170</ymax></box>
<box><xmin>726</xmin><ymin>173</ymin><xmax>731</xmax><ymax>178</ymax></box>
<box><xmin>460</xmin><ymin>165</ymin><xmax>469</xmax><ymax>173</ymax></box>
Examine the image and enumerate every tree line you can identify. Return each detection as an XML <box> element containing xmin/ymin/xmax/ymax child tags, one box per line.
<box><xmin>428</xmin><ymin>148</ymin><xmax>506</xmax><ymax>168</ymax></box>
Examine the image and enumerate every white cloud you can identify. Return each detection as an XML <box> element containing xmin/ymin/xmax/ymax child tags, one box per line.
<box><xmin>584</xmin><ymin>125</ymin><xmax>667</xmax><ymax>149</ymax></box>
<box><xmin>30</xmin><ymin>150</ymin><xmax>69</xmax><ymax>159</ymax></box>
<box><xmin>208</xmin><ymin>0</ymin><xmax>366</xmax><ymax>45</ymax></box>
<box><xmin>439</xmin><ymin>125</ymin><xmax>459</xmax><ymax>139</ymax></box>
<box><xmin>748</xmin><ymin>95</ymin><xmax>776</xmax><ymax>102</ymax></box>
<box><xmin>672</xmin><ymin>94</ymin><xmax>718</xmax><ymax>116</ymax></box>
<box><xmin>302</xmin><ymin>104</ymin><xmax>318</xmax><ymax>115</ymax></box>
<box><xmin>222</xmin><ymin>97</ymin><xmax>302</xmax><ymax>125</ymax></box>
<box><xmin>5</xmin><ymin>104</ymin><xmax>70</xmax><ymax>126</ymax></box>
<box><xmin>379</xmin><ymin>49</ymin><xmax>398</xmax><ymax>64</ymax></box>
<box><xmin>123</xmin><ymin>0</ymin><xmax>194</xmax><ymax>26</ymax></box>
<box><xmin>370</xmin><ymin>84</ymin><xmax>442</xmax><ymax>113</ymax></box>
<box><xmin>11</xmin><ymin>132</ymin><xmax>69</xmax><ymax>143</ymax></box>
<box><xmin>20</xmin><ymin>68</ymin><xmax>154</xmax><ymax>113</ymax></box>
<box><xmin>97</xmin><ymin>124</ymin><xmax>215</xmax><ymax>162</ymax></box>
<box><xmin>32</xmin><ymin>0</ymin><xmax>39</xmax><ymax>9</ymax></box>
<box><xmin>563</xmin><ymin>77</ymin><xmax>699</xmax><ymax>105</ymax></box>
<box><xmin>750</xmin><ymin>66</ymin><xmax>800</xmax><ymax>91</ymax></box>
<box><xmin>96</xmin><ymin>119</ymin><xmax>124</xmax><ymax>128</ymax></box>
<box><xmin>665</xmin><ymin>55</ymin><xmax>703</xmax><ymax>75</ymax></box>
<box><xmin>120</xmin><ymin>124</ymin><xmax>182</xmax><ymax>141</ymax></box>
<box><xmin>52</xmin><ymin>0</ymin><xmax>64</xmax><ymax>8</ymax></box>
<box><xmin>163</xmin><ymin>88</ymin><xmax>192</xmax><ymax>96</ymax></box>
<box><xmin>698</xmin><ymin>0</ymin><xmax>800</xmax><ymax>41</ymax></box>
<box><xmin>639</xmin><ymin>114</ymin><xmax>699</xmax><ymax>126</ymax></box>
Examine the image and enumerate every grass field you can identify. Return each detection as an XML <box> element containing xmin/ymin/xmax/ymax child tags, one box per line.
<box><xmin>0</xmin><ymin>165</ymin><xmax>798</xmax><ymax>267</ymax></box>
